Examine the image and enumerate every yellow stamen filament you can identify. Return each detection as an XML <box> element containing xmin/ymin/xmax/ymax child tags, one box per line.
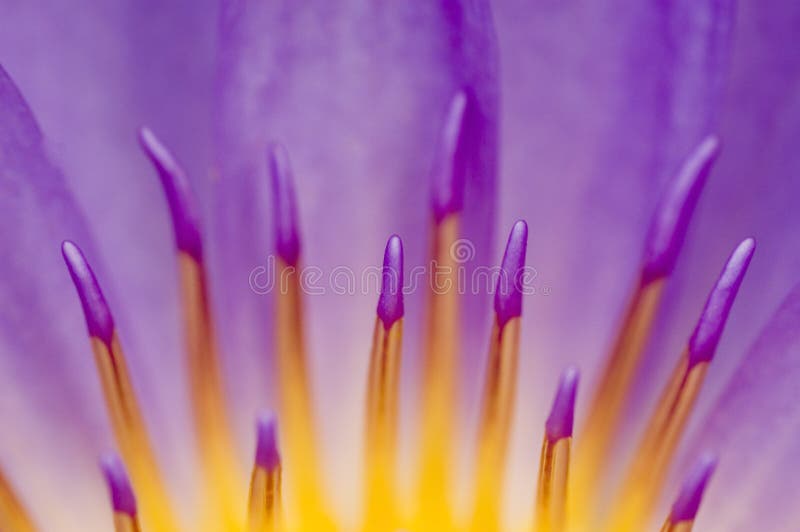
<box><xmin>535</xmin><ymin>437</ymin><xmax>571</xmax><ymax>532</ymax></box>
<box><xmin>178</xmin><ymin>252</ymin><xmax>242</xmax><ymax>529</ymax></box>
<box><xmin>91</xmin><ymin>335</ymin><xmax>178</xmax><ymax>532</ymax></box>
<box><xmin>471</xmin><ymin>317</ymin><xmax>521</xmax><ymax>532</ymax></box>
<box><xmin>572</xmin><ymin>278</ymin><xmax>664</xmax><ymax>515</ymax></box>
<box><xmin>417</xmin><ymin>215</ymin><xmax>460</xmax><ymax>528</ymax></box>
<box><xmin>274</xmin><ymin>258</ymin><xmax>327</xmax><ymax>527</ymax></box>
<box><xmin>112</xmin><ymin>512</ymin><xmax>142</xmax><ymax>532</ymax></box>
<box><xmin>0</xmin><ymin>471</ymin><xmax>35</xmax><ymax>532</ymax></box>
<box><xmin>607</xmin><ymin>354</ymin><xmax>708</xmax><ymax>531</ymax></box>
<box><xmin>248</xmin><ymin>464</ymin><xmax>282</xmax><ymax>532</ymax></box>
<box><xmin>363</xmin><ymin>317</ymin><xmax>403</xmax><ymax>530</ymax></box>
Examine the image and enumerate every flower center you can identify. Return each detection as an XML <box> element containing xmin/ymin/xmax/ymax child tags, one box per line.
<box><xmin>0</xmin><ymin>97</ymin><xmax>752</xmax><ymax>532</ymax></box>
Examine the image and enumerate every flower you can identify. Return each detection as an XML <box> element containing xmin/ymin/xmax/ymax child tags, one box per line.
<box><xmin>1</xmin><ymin>1</ymin><xmax>799</xmax><ymax>532</ymax></box>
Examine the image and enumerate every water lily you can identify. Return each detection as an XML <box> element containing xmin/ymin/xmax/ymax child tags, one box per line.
<box><xmin>1</xmin><ymin>1</ymin><xmax>799</xmax><ymax>531</ymax></box>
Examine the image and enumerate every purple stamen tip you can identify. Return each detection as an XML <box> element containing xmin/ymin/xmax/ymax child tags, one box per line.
<box><xmin>494</xmin><ymin>220</ymin><xmax>529</xmax><ymax>328</ymax></box>
<box><xmin>377</xmin><ymin>235</ymin><xmax>405</xmax><ymax>328</ymax></box>
<box><xmin>100</xmin><ymin>453</ymin><xmax>137</xmax><ymax>517</ymax></box>
<box><xmin>255</xmin><ymin>413</ymin><xmax>281</xmax><ymax>470</ymax></box>
<box><xmin>670</xmin><ymin>453</ymin><xmax>718</xmax><ymax>523</ymax></box>
<box><xmin>688</xmin><ymin>238</ymin><xmax>755</xmax><ymax>367</ymax></box>
<box><xmin>545</xmin><ymin>367</ymin><xmax>580</xmax><ymax>442</ymax></box>
<box><xmin>431</xmin><ymin>90</ymin><xmax>469</xmax><ymax>222</ymax></box>
<box><xmin>61</xmin><ymin>241</ymin><xmax>115</xmax><ymax>345</ymax></box>
<box><xmin>268</xmin><ymin>143</ymin><xmax>301</xmax><ymax>266</ymax></box>
<box><xmin>138</xmin><ymin>127</ymin><xmax>204</xmax><ymax>261</ymax></box>
<box><xmin>641</xmin><ymin>136</ymin><xmax>720</xmax><ymax>284</ymax></box>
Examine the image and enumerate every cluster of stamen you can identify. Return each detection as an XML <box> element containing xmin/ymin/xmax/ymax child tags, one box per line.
<box><xmin>0</xmin><ymin>91</ymin><xmax>755</xmax><ymax>532</ymax></box>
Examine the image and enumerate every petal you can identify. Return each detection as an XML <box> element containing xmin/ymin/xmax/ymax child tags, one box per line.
<box><xmin>214</xmin><ymin>0</ymin><xmax>498</xmax><ymax>516</ymax></box>
<box><xmin>0</xmin><ymin>65</ymin><xmax>110</xmax><ymax>531</ymax></box>
<box><xmin>678</xmin><ymin>280</ymin><xmax>800</xmax><ymax>532</ymax></box>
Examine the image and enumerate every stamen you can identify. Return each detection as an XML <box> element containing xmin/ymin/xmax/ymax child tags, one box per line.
<box><xmin>139</xmin><ymin>127</ymin><xmax>241</xmax><ymax>529</ymax></box>
<box><xmin>268</xmin><ymin>145</ymin><xmax>327</xmax><ymax>526</ymax></box>
<box><xmin>573</xmin><ymin>136</ymin><xmax>720</xmax><ymax>515</ymax></box>
<box><xmin>101</xmin><ymin>453</ymin><xmax>141</xmax><ymax>532</ymax></box>
<box><xmin>687</xmin><ymin>238</ymin><xmax>756</xmax><ymax>367</ymax></box>
<box><xmin>248</xmin><ymin>414</ymin><xmax>282</xmax><ymax>532</ymax></box>
<box><xmin>608</xmin><ymin>238</ymin><xmax>754</xmax><ymax>531</ymax></box>
<box><xmin>364</xmin><ymin>235</ymin><xmax>404</xmax><ymax>529</ymax></box>
<box><xmin>494</xmin><ymin>220</ymin><xmax>528</xmax><ymax>329</ymax></box>
<box><xmin>418</xmin><ymin>90</ymin><xmax>469</xmax><ymax>529</ymax></box>
<box><xmin>471</xmin><ymin>220</ymin><xmax>528</xmax><ymax>532</ymax></box>
<box><xmin>0</xmin><ymin>469</ymin><xmax>35</xmax><ymax>532</ymax></box>
<box><xmin>661</xmin><ymin>454</ymin><xmax>717</xmax><ymax>532</ymax></box>
<box><xmin>138</xmin><ymin>127</ymin><xmax>203</xmax><ymax>260</ymax></box>
<box><xmin>641</xmin><ymin>136</ymin><xmax>721</xmax><ymax>283</ymax></box>
<box><xmin>256</xmin><ymin>413</ymin><xmax>281</xmax><ymax>471</ymax></box>
<box><xmin>536</xmin><ymin>368</ymin><xmax>579</xmax><ymax>532</ymax></box>
<box><xmin>61</xmin><ymin>240</ymin><xmax>114</xmax><ymax>345</ymax></box>
<box><xmin>431</xmin><ymin>90</ymin><xmax>468</xmax><ymax>222</ymax></box>
<box><xmin>376</xmin><ymin>235</ymin><xmax>405</xmax><ymax>328</ymax></box>
<box><xmin>61</xmin><ymin>241</ymin><xmax>178</xmax><ymax>532</ymax></box>
<box><xmin>268</xmin><ymin>143</ymin><xmax>301</xmax><ymax>267</ymax></box>
<box><xmin>545</xmin><ymin>367</ymin><xmax>579</xmax><ymax>444</ymax></box>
